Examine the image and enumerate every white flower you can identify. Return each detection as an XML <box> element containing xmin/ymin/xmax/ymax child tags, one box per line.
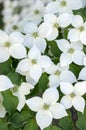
<box><xmin>25</xmin><ymin>0</ymin><xmax>45</xmax><ymax>25</ymax></box>
<box><xmin>78</xmin><ymin>67</ymin><xmax>86</xmax><ymax>80</ymax></box>
<box><xmin>60</xmin><ymin>81</ymin><xmax>86</xmax><ymax>113</ymax></box>
<box><xmin>45</xmin><ymin>0</ymin><xmax>83</xmax><ymax>14</ymax></box>
<box><xmin>46</xmin><ymin>63</ymin><xmax>76</xmax><ymax>88</ymax></box>
<box><xmin>16</xmin><ymin>45</ymin><xmax>53</xmax><ymax>85</ymax></box>
<box><xmin>23</xmin><ymin>22</ymin><xmax>47</xmax><ymax>53</ymax></box>
<box><xmin>56</xmin><ymin>39</ymin><xmax>85</xmax><ymax>66</ymax></box>
<box><xmin>26</xmin><ymin>87</ymin><xmax>67</xmax><ymax>130</ymax></box>
<box><xmin>0</xmin><ymin>30</ymin><xmax>26</xmax><ymax>63</ymax></box>
<box><xmin>68</xmin><ymin>15</ymin><xmax>86</xmax><ymax>45</ymax></box>
<box><xmin>0</xmin><ymin>75</ymin><xmax>14</xmax><ymax>91</ymax></box>
<box><xmin>39</xmin><ymin>13</ymin><xmax>72</xmax><ymax>41</ymax></box>
<box><xmin>0</xmin><ymin>93</ymin><xmax>6</xmax><ymax>118</ymax></box>
<box><xmin>12</xmin><ymin>82</ymin><xmax>34</xmax><ymax>111</ymax></box>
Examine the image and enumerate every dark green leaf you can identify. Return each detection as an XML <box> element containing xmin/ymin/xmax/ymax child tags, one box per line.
<box><xmin>0</xmin><ymin>120</ymin><xmax>8</xmax><ymax>130</ymax></box>
<box><xmin>76</xmin><ymin>109</ymin><xmax>86</xmax><ymax>130</ymax></box>
<box><xmin>9</xmin><ymin>111</ymin><xmax>33</xmax><ymax>128</ymax></box>
<box><xmin>7</xmin><ymin>72</ymin><xmax>21</xmax><ymax>85</ymax></box>
<box><xmin>23</xmin><ymin>119</ymin><xmax>38</xmax><ymax>130</ymax></box>
<box><xmin>44</xmin><ymin>126</ymin><xmax>61</xmax><ymax>130</ymax></box>
<box><xmin>2</xmin><ymin>90</ymin><xmax>18</xmax><ymax>115</ymax></box>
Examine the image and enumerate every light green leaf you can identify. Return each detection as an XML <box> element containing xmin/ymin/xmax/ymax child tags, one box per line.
<box><xmin>44</xmin><ymin>126</ymin><xmax>61</xmax><ymax>130</ymax></box>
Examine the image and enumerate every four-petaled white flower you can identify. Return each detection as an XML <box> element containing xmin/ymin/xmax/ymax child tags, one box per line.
<box><xmin>12</xmin><ymin>82</ymin><xmax>34</xmax><ymax>111</ymax></box>
<box><xmin>26</xmin><ymin>87</ymin><xmax>67</xmax><ymax>130</ymax></box>
<box><xmin>0</xmin><ymin>93</ymin><xmax>6</xmax><ymax>118</ymax></box>
<box><xmin>60</xmin><ymin>81</ymin><xmax>86</xmax><ymax>113</ymax></box>
<box><xmin>23</xmin><ymin>22</ymin><xmax>47</xmax><ymax>53</ymax></box>
<box><xmin>56</xmin><ymin>39</ymin><xmax>85</xmax><ymax>66</ymax></box>
<box><xmin>0</xmin><ymin>75</ymin><xmax>14</xmax><ymax>91</ymax></box>
<box><xmin>68</xmin><ymin>15</ymin><xmax>86</xmax><ymax>45</ymax></box>
<box><xmin>45</xmin><ymin>0</ymin><xmax>83</xmax><ymax>14</ymax></box>
<box><xmin>39</xmin><ymin>13</ymin><xmax>71</xmax><ymax>41</ymax></box>
<box><xmin>16</xmin><ymin>45</ymin><xmax>53</xmax><ymax>85</ymax></box>
<box><xmin>46</xmin><ymin>63</ymin><xmax>76</xmax><ymax>88</ymax></box>
<box><xmin>0</xmin><ymin>30</ymin><xmax>26</xmax><ymax>63</ymax></box>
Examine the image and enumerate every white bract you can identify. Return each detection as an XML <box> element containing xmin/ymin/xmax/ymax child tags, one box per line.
<box><xmin>68</xmin><ymin>15</ymin><xmax>86</xmax><ymax>45</ymax></box>
<box><xmin>16</xmin><ymin>45</ymin><xmax>53</xmax><ymax>85</ymax></box>
<box><xmin>46</xmin><ymin>63</ymin><xmax>76</xmax><ymax>88</ymax></box>
<box><xmin>23</xmin><ymin>22</ymin><xmax>47</xmax><ymax>53</ymax></box>
<box><xmin>45</xmin><ymin>0</ymin><xmax>83</xmax><ymax>14</ymax></box>
<box><xmin>60</xmin><ymin>81</ymin><xmax>86</xmax><ymax>113</ymax></box>
<box><xmin>0</xmin><ymin>75</ymin><xmax>14</xmax><ymax>91</ymax></box>
<box><xmin>0</xmin><ymin>93</ymin><xmax>6</xmax><ymax>118</ymax></box>
<box><xmin>12</xmin><ymin>82</ymin><xmax>34</xmax><ymax>111</ymax></box>
<box><xmin>26</xmin><ymin>87</ymin><xmax>67</xmax><ymax>129</ymax></box>
<box><xmin>0</xmin><ymin>30</ymin><xmax>26</xmax><ymax>63</ymax></box>
<box><xmin>56</xmin><ymin>39</ymin><xmax>84</xmax><ymax>66</ymax></box>
<box><xmin>39</xmin><ymin>13</ymin><xmax>71</xmax><ymax>41</ymax></box>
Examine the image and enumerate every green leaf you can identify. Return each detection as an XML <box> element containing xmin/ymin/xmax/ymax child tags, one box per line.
<box><xmin>44</xmin><ymin>126</ymin><xmax>61</xmax><ymax>130</ymax></box>
<box><xmin>69</xmin><ymin>63</ymin><xmax>83</xmax><ymax>78</ymax></box>
<box><xmin>76</xmin><ymin>109</ymin><xmax>86</xmax><ymax>130</ymax></box>
<box><xmin>9</xmin><ymin>111</ymin><xmax>33</xmax><ymax>128</ymax></box>
<box><xmin>2</xmin><ymin>90</ymin><xmax>18</xmax><ymax>115</ymax></box>
<box><xmin>7</xmin><ymin>72</ymin><xmax>21</xmax><ymax>85</ymax></box>
<box><xmin>0</xmin><ymin>120</ymin><xmax>8</xmax><ymax>130</ymax></box>
<box><xmin>48</xmin><ymin>41</ymin><xmax>61</xmax><ymax>57</ymax></box>
<box><xmin>23</xmin><ymin>119</ymin><xmax>38</xmax><ymax>130</ymax></box>
<box><xmin>59</xmin><ymin>116</ymin><xmax>74</xmax><ymax>130</ymax></box>
<box><xmin>38</xmin><ymin>73</ymin><xmax>49</xmax><ymax>93</ymax></box>
<box><xmin>0</xmin><ymin>59</ymin><xmax>13</xmax><ymax>75</ymax></box>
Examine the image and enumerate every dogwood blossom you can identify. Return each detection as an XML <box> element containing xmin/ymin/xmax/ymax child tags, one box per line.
<box><xmin>16</xmin><ymin>45</ymin><xmax>53</xmax><ymax>85</ymax></box>
<box><xmin>46</xmin><ymin>63</ymin><xmax>76</xmax><ymax>88</ymax></box>
<box><xmin>23</xmin><ymin>22</ymin><xmax>47</xmax><ymax>53</ymax></box>
<box><xmin>0</xmin><ymin>93</ymin><xmax>6</xmax><ymax>118</ymax></box>
<box><xmin>68</xmin><ymin>15</ymin><xmax>86</xmax><ymax>45</ymax></box>
<box><xmin>45</xmin><ymin>0</ymin><xmax>83</xmax><ymax>14</ymax></box>
<box><xmin>12</xmin><ymin>82</ymin><xmax>34</xmax><ymax>111</ymax></box>
<box><xmin>26</xmin><ymin>87</ymin><xmax>67</xmax><ymax>129</ymax></box>
<box><xmin>0</xmin><ymin>75</ymin><xmax>14</xmax><ymax>91</ymax></box>
<box><xmin>39</xmin><ymin>13</ymin><xmax>71</xmax><ymax>41</ymax></box>
<box><xmin>0</xmin><ymin>30</ymin><xmax>26</xmax><ymax>63</ymax></box>
<box><xmin>56</xmin><ymin>39</ymin><xmax>85</xmax><ymax>66</ymax></box>
<box><xmin>60</xmin><ymin>81</ymin><xmax>86</xmax><ymax>113</ymax></box>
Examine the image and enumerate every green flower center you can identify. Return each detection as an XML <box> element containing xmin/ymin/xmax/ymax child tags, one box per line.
<box><xmin>43</xmin><ymin>104</ymin><xmax>49</xmax><ymax>110</ymax></box>
<box><xmin>32</xmin><ymin>59</ymin><xmax>37</xmax><ymax>64</ymax></box>
<box><xmin>34</xmin><ymin>9</ymin><xmax>39</xmax><ymax>15</ymax></box>
<box><xmin>12</xmin><ymin>25</ymin><xmax>18</xmax><ymax>30</ymax></box>
<box><xmin>70</xmin><ymin>93</ymin><xmax>75</xmax><ymax>98</ymax></box>
<box><xmin>55</xmin><ymin>70</ymin><xmax>61</xmax><ymax>76</ymax></box>
<box><xmin>5</xmin><ymin>42</ymin><xmax>11</xmax><ymax>47</ymax></box>
<box><xmin>79</xmin><ymin>26</ymin><xmax>84</xmax><ymax>32</ymax></box>
<box><xmin>61</xmin><ymin>1</ymin><xmax>66</xmax><ymax>7</ymax></box>
<box><xmin>54</xmin><ymin>23</ymin><xmax>59</xmax><ymax>29</ymax></box>
<box><xmin>68</xmin><ymin>48</ymin><xmax>74</xmax><ymax>54</ymax></box>
<box><xmin>33</xmin><ymin>32</ymin><xmax>39</xmax><ymax>38</ymax></box>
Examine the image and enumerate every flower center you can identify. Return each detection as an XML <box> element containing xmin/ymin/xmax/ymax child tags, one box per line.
<box><xmin>12</xmin><ymin>25</ymin><xmax>18</xmax><ymax>30</ymax></box>
<box><xmin>12</xmin><ymin>85</ymin><xmax>19</xmax><ymax>93</ymax></box>
<box><xmin>33</xmin><ymin>32</ymin><xmax>39</xmax><ymax>38</ymax></box>
<box><xmin>5</xmin><ymin>42</ymin><xmax>11</xmax><ymax>47</ymax></box>
<box><xmin>79</xmin><ymin>26</ymin><xmax>84</xmax><ymax>32</ymax></box>
<box><xmin>32</xmin><ymin>59</ymin><xmax>37</xmax><ymax>64</ymax></box>
<box><xmin>70</xmin><ymin>93</ymin><xmax>75</xmax><ymax>98</ymax></box>
<box><xmin>61</xmin><ymin>1</ymin><xmax>66</xmax><ymax>7</ymax></box>
<box><xmin>43</xmin><ymin>104</ymin><xmax>49</xmax><ymax>110</ymax></box>
<box><xmin>54</xmin><ymin>23</ymin><xmax>59</xmax><ymax>29</ymax></box>
<box><xmin>68</xmin><ymin>48</ymin><xmax>74</xmax><ymax>54</ymax></box>
<box><xmin>54</xmin><ymin>70</ymin><xmax>61</xmax><ymax>76</ymax></box>
<box><xmin>34</xmin><ymin>9</ymin><xmax>39</xmax><ymax>15</ymax></box>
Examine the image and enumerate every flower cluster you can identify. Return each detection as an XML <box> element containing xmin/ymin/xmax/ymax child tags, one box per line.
<box><xmin>0</xmin><ymin>0</ymin><xmax>86</xmax><ymax>130</ymax></box>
